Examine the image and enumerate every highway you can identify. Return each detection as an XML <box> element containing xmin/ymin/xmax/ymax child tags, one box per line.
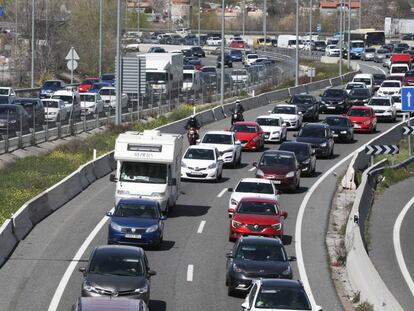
<box><xmin>0</xmin><ymin>60</ymin><xmax>393</xmax><ymax>311</ymax></box>
<box><xmin>370</xmin><ymin>176</ymin><xmax>414</xmax><ymax>310</ymax></box>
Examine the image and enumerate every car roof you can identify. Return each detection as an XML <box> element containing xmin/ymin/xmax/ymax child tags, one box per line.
<box><xmin>233</xmin><ymin>121</ymin><xmax>258</xmax><ymax>126</ymax></box>
<box><xmin>204</xmin><ymin>130</ymin><xmax>232</xmax><ymax>135</ymax></box>
<box><xmin>325</xmin><ymin>115</ymin><xmax>348</xmax><ymax>119</ymax></box>
<box><xmin>259</xmin><ymin>279</ymin><xmax>303</xmax><ymax>289</ymax></box>
<box><xmin>238</xmin><ymin>177</ymin><xmax>273</xmax><ymax>184</ymax></box>
<box><xmin>78</xmin><ymin>297</ymin><xmax>144</xmax><ymax>311</ymax></box>
<box><xmin>186</xmin><ymin>145</ymin><xmax>217</xmax><ymax>151</ymax></box>
<box><xmin>118</xmin><ymin>198</ymin><xmax>158</xmax><ymax>206</ymax></box>
<box><xmin>239</xmin><ymin>235</ymin><xmax>283</xmax><ymax>246</ymax></box>
<box><xmin>280</xmin><ymin>141</ymin><xmax>310</xmax><ymax>148</ymax></box>
<box><xmin>239</xmin><ymin>197</ymin><xmax>278</xmax><ymax>204</ymax></box>
<box><xmin>80</xmin><ymin>92</ymin><xmax>97</xmax><ymax>96</ymax></box>
<box><xmin>263</xmin><ymin>150</ymin><xmax>296</xmax><ymax>157</ymax></box>
<box><xmin>256</xmin><ymin>115</ymin><xmax>281</xmax><ymax>119</ymax></box>
<box><xmin>370</xmin><ymin>96</ymin><xmax>392</xmax><ymax>100</ymax></box>
<box><xmin>350</xmin><ymin>105</ymin><xmax>371</xmax><ymax>110</ymax></box>
<box><xmin>276</xmin><ymin>104</ymin><xmax>296</xmax><ymax>108</ymax></box>
<box><xmin>94</xmin><ymin>245</ymin><xmax>144</xmax><ymax>257</ymax></box>
<box><xmin>302</xmin><ymin>123</ymin><xmax>329</xmax><ymax>129</ymax></box>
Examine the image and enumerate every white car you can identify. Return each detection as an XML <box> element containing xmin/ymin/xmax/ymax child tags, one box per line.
<box><xmin>376</xmin><ymin>80</ymin><xmax>401</xmax><ymax>97</ymax></box>
<box><xmin>199</xmin><ymin>131</ymin><xmax>242</xmax><ymax>168</ymax></box>
<box><xmin>80</xmin><ymin>92</ymin><xmax>104</xmax><ymax>115</ymax></box>
<box><xmin>241</xmin><ymin>279</ymin><xmax>322</xmax><ymax>311</ymax></box>
<box><xmin>51</xmin><ymin>89</ymin><xmax>81</xmax><ymax>118</ymax></box>
<box><xmin>389</xmin><ymin>64</ymin><xmax>410</xmax><ymax>78</ymax></box>
<box><xmin>99</xmin><ymin>86</ymin><xmax>129</xmax><ymax>110</ymax></box>
<box><xmin>181</xmin><ymin>145</ymin><xmax>223</xmax><ymax>181</ymax></box>
<box><xmin>231</xmin><ymin>69</ymin><xmax>250</xmax><ymax>84</ymax></box>
<box><xmin>243</xmin><ymin>53</ymin><xmax>259</xmax><ymax>66</ymax></box>
<box><xmin>345</xmin><ymin>82</ymin><xmax>366</xmax><ymax>94</ymax></box>
<box><xmin>255</xmin><ymin>115</ymin><xmax>287</xmax><ymax>143</ymax></box>
<box><xmin>0</xmin><ymin>86</ymin><xmax>16</xmax><ymax>104</ymax></box>
<box><xmin>268</xmin><ymin>104</ymin><xmax>303</xmax><ymax>130</ymax></box>
<box><xmin>124</xmin><ymin>43</ymin><xmax>140</xmax><ymax>52</ymax></box>
<box><xmin>227</xmin><ymin>178</ymin><xmax>280</xmax><ymax>216</ymax></box>
<box><xmin>206</xmin><ymin>36</ymin><xmax>222</xmax><ymax>46</ymax></box>
<box><xmin>392</xmin><ymin>90</ymin><xmax>403</xmax><ymax>115</ymax></box>
<box><xmin>42</xmin><ymin>99</ymin><xmax>69</xmax><ymax>122</ymax></box>
<box><xmin>366</xmin><ymin>96</ymin><xmax>397</xmax><ymax>122</ymax></box>
<box><xmin>325</xmin><ymin>44</ymin><xmax>340</xmax><ymax>57</ymax></box>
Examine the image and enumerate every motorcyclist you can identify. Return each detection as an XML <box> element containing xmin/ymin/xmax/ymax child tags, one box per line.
<box><xmin>185</xmin><ymin>115</ymin><xmax>201</xmax><ymax>131</ymax></box>
<box><xmin>231</xmin><ymin>100</ymin><xmax>245</xmax><ymax>124</ymax></box>
<box><xmin>234</xmin><ymin>100</ymin><xmax>245</xmax><ymax>114</ymax></box>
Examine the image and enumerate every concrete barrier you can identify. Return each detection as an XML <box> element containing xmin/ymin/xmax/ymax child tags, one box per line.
<box><xmin>266</xmin><ymin>89</ymin><xmax>289</xmax><ymax>102</ymax></box>
<box><xmin>330</xmin><ymin>77</ymin><xmax>342</xmax><ymax>87</ymax></box>
<box><xmin>93</xmin><ymin>153</ymin><xmax>115</xmax><ymax>179</ymax></box>
<box><xmin>12</xmin><ymin>203</ymin><xmax>34</xmax><ymax>241</ymax></box>
<box><xmin>289</xmin><ymin>85</ymin><xmax>307</xmax><ymax>96</ymax></box>
<box><xmin>0</xmin><ymin>220</ymin><xmax>18</xmax><ymax>267</ymax></box>
<box><xmin>26</xmin><ymin>192</ymin><xmax>53</xmax><ymax>226</ymax></box>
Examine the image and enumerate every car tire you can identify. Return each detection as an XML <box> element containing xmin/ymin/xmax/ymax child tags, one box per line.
<box><xmin>237</xmin><ymin>153</ymin><xmax>242</xmax><ymax>166</ymax></box>
<box><xmin>330</xmin><ymin>146</ymin><xmax>334</xmax><ymax>158</ymax></box>
<box><xmin>216</xmin><ymin>170</ymin><xmax>222</xmax><ymax>182</ymax></box>
<box><xmin>228</xmin><ymin>286</ymin><xmax>236</xmax><ymax>297</ymax></box>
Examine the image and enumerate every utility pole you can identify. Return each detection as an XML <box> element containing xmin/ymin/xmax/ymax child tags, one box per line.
<box><xmin>347</xmin><ymin>0</ymin><xmax>351</xmax><ymax>70</ymax></box>
<box><xmin>198</xmin><ymin>0</ymin><xmax>201</xmax><ymax>46</ymax></box>
<box><xmin>309</xmin><ymin>0</ymin><xmax>312</xmax><ymax>58</ymax></box>
<box><xmin>168</xmin><ymin>0</ymin><xmax>172</xmax><ymax>32</ymax></box>
<box><xmin>31</xmin><ymin>0</ymin><xmax>35</xmax><ymax>88</ymax></box>
<box><xmin>116</xmin><ymin>0</ymin><xmax>122</xmax><ymax>125</ymax></box>
<box><xmin>359</xmin><ymin>0</ymin><xmax>362</xmax><ymax>29</ymax></box>
<box><xmin>99</xmin><ymin>0</ymin><xmax>103</xmax><ymax>77</ymax></box>
<box><xmin>339</xmin><ymin>0</ymin><xmax>343</xmax><ymax>76</ymax></box>
<box><xmin>295</xmin><ymin>0</ymin><xmax>299</xmax><ymax>86</ymax></box>
<box><xmin>242</xmin><ymin>0</ymin><xmax>246</xmax><ymax>38</ymax></box>
<box><xmin>263</xmin><ymin>0</ymin><xmax>267</xmax><ymax>51</ymax></box>
<box><xmin>220</xmin><ymin>0</ymin><xmax>225</xmax><ymax>107</ymax></box>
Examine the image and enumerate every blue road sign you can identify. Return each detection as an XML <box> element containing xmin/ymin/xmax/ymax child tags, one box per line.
<box><xmin>402</xmin><ymin>87</ymin><xmax>414</xmax><ymax>112</ymax></box>
<box><xmin>316</xmin><ymin>24</ymin><xmax>321</xmax><ymax>33</ymax></box>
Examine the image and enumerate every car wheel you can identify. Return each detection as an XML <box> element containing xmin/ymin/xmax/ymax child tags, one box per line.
<box><xmin>232</xmin><ymin>157</ymin><xmax>238</xmax><ymax>169</ymax></box>
<box><xmin>164</xmin><ymin>201</ymin><xmax>170</xmax><ymax>215</ymax></box>
<box><xmin>237</xmin><ymin>153</ymin><xmax>242</xmax><ymax>165</ymax></box>
<box><xmin>330</xmin><ymin>145</ymin><xmax>334</xmax><ymax>157</ymax></box>
<box><xmin>216</xmin><ymin>170</ymin><xmax>222</xmax><ymax>182</ymax></box>
<box><xmin>228</xmin><ymin>286</ymin><xmax>236</xmax><ymax>297</ymax></box>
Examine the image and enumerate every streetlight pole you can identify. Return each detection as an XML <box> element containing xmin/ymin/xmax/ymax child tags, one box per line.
<box><xmin>309</xmin><ymin>0</ymin><xmax>312</xmax><ymax>58</ymax></box>
<box><xmin>359</xmin><ymin>0</ymin><xmax>361</xmax><ymax>29</ymax></box>
<box><xmin>220</xmin><ymin>0</ymin><xmax>225</xmax><ymax>107</ymax></box>
<box><xmin>347</xmin><ymin>0</ymin><xmax>351</xmax><ymax>70</ymax></box>
<box><xmin>198</xmin><ymin>0</ymin><xmax>201</xmax><ymax>46</ymax></box>
<box><xmin>137</xmin><ymin>0</ymin><xmax>141</xmax><ymax>35</ymax></box>
<box><xmin>116</xmin><ymin>0</ymin><xmax>122</xmax><ymax>125</ymax></box>
<box><xmin>339</xmin><ymin>0</ymin><xmax>343</xmax><ymax>76</ymax></box>
<box><xmin>242</xmin><ymin>0</ymin><xmax>246</xmax><ymax>38</ymax></box>
<box><xmin>263</xmin><ymin>0</ymin><xmax>267</xmax><ymax>52</ymax></box>
<box><xmin>99</xmin><ymin>0</ymin><xmax>103</xmax><ymax>78</ymax></box>
<box><xmin>295</xmin><ymin>0</ymin><xmax>299</xmax><ymax>86</ymax></box>
<box><xmin>31</xmin><ymin>0</ymin><xmax>35</xmax><ymax>88</ymax></box>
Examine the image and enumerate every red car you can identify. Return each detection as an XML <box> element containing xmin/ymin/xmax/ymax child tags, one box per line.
<box><xmin>254</xmin><ymin>150</ymin><xmax>301</xmax><ymax>191</ymax></box>
<box><xmin>79</xmin><ymin>77</ymin><xmax>100</xmax><ymax>93</ymax></box>
<box><xmin>346</xmin><ymin>106</ymin><xmax>377</xmax><ymax>133</ymax></box>
<box><xmin>403</xmin><ymin>70</ymin><xmax>414</xmax><ymax>86</ymax></box>
<box><xmin>230</xmin><ymin>121</ymin><xmax>264</xmax><ymax>151</ymax></box>
<box><xmin>229</xmin><ymin>197</ymin><xmax>287</xmax><ymax>241</ymax></box>
<box><xmin>229</xmin><ymin>40</ymin><xmax>248</xmax><ymax>49</ymax></box>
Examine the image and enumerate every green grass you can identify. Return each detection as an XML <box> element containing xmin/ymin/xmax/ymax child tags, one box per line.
<box><xmin>355</xmin><ymin>301</ymin><xmax>374</xmax><ymax>311</ymax></box>
<box><xmin>300</xmin><ymin>60</ymin><xmax>352</xmax><ymax>82</ymax></box>
<box><xmin>375</xmin><ymin>137</ymin><xmax>412</xmax><ymax>164</ymax></box>
<box><xmin>0</xmin><ymin>103</ymin><xmax>213</xmax><ymax>224</ymax></box>
<box><xmin>375</xmin><ymin>162</ymin><xmax>414</xmax><ymax>194</ymax></box>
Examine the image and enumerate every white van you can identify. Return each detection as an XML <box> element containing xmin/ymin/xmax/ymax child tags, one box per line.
<box><xmin>51</xmin><ymin>89</ymin><xmax>81</xmax><ymax>118</ymax></box>
<box><xmin>277</xmin><ymin>35</ymin><xmax>304</xmax><ymax>49</ymax></box>
<box><xmin>182</xmin><ymin>69</ymin><xmax>202</xmax><ymax>92</ymax></box>
<box><xmin>352</xmin><ymin>73</ymin><xmax>375</xmax><ymax>93</ymax></box>
<box><xmin>111</xmin><ymin>130</ymin><xmax>183</xmax><ymax>214</ymax></box>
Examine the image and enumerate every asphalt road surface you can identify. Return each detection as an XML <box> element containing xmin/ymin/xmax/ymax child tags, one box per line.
<box><xmin>0</xmin><ymin>60</ymin><xmax>396</xmax><ymax>311</ymax></box>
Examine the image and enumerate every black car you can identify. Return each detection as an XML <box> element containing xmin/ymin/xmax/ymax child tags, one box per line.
<box><xmin>217</xmin><ymin>53</ymin><xmax>233</xmax><ymax>68</ymax></box>
<box><xmin>319</xmin><ymin>88</ymin><xmax>350</xmax><ymax>113</ymax></box>
<box><xmin>225</xmin><ymin>236</ymin><xmax>295</xmax><ymax>296</ymax></box>
<box><xmin>348</xmin><ymin>88</ymin><xmax>372</xmax><ymax>106</ymax></box>
<box><xmin>373</xmin><ymin>73</ymin><xmax>386</xmax><ymax>90</ymax></box>
<box><xmin>323</xmin><ymin>116</ymin><xmax>354</xmax><ymax>143</ymax></box>
<box><xmin>12</xmin><ymin>98</ymin><xmax>45</xmax><ymax>127</ymax></box>
<box><xmin>279</xmin><ymin>141</ymin><xmax>316</xmax><ymax>176</ymax></box>
<box><xmin>286</xmin><ymin>94</ymin><xmax>319</xmax><ymax>121</ymax></box>
<box><xmin>147</xmin><ymin>46</ymin><xmax>166</xmax><ymax>53</ymax></box>
<box><xmin>294</xmin><ymin>123</ymin><xmax>334</xmax><ymax>158</ymax></box>
<box><xmin>80</xmin><ymin>245</ymin><xmax>156</xmax><ymax>304</ymax></box>
<box><xmin>0</xmin><ymin>104</ymin><xmax>30</xmax><ymax>135</ymax></box>
<box><xmin>190</xmin><ymin>46</ymin><xmax>205</xmax><ymax>57</ymax></box>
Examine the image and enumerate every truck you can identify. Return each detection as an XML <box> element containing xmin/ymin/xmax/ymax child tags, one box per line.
<box><xmin>182</xmin><ymin>68</ymin><xmax>202</xmax><ymax>92</ymax></box>
<box><xmin>390</xmin><ymin>53</ymin><xmax>411</xmax><ymax>77</ymax></box>
<box><xmin>140</xmin><ymin>53</ymin><xmax>183</xmax><ymax>95</ymax></box>
<box><xmin>348</xmin><ymin>40</ymin><xmax>365</xmax><ymax>59</ymax></box>
<box><xmin>111</xmin><ymin>130</ymin><xmax>183</xmax><ymax>214</ymax></box>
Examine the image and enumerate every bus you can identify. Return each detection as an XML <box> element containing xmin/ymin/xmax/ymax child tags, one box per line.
<box><xmin>350</xmin><ymin>29</ymin><xmax>385</xmax><ymax>47</ymax></box>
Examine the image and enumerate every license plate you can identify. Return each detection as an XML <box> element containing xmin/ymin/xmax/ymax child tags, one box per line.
<box><xmin>273</xmin><ymin>180</ymin><xmax>281</xmax><ymax>184</ymax></box>
<box><xmin>327</xmin><ymin>106</ymin><xmax>336</xmax><ymax>110</ymax></box>
<box><xmin>191</xmin><ymin>171</ymin><xmax>203</xmax><ymax>175</ymax></box>
<box><xmin>125</xmin><ymin>234</ymin><xmax>142</xmax><ymax>239</ymax></box>
<box><xmin>264</xmin><ymin>135</ymin><xmax>269</xmax><ymax>138</ymax></box>
<box><xmin>354</xmin><ymin>124</ymin><xmax>360</xmax><ymax>128</ymax></box>
<box><xmin>0</xmin><ymin>122</ymin><xmax>5</xmax><ymax>126</ymax></box>
<box><xmin>333</xmin><ymin>134</ymin><xmax>339</xmax><ymax>137</ymax></box>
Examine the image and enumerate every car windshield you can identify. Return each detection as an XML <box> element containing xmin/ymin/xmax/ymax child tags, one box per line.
<box><xmin>353</xmin><ymin>78</ymin><xmax>371</xmax><ymax>85</ymax></box>
<box><xmin>42</xmin><ymin>101</ymin><xmax>60</xmax><ymax>108</ymax></box>
<box><xmin>235</xmin><ymin>243</ymin><xmax>286</xmax><ymax>261</ymax></box>
<box><xmin>235</xmin><ymin>182</ymin><xmax>274</xmax><ymax>194</ymax></box>
<box><xmin>323</xmin><ymin>89</ymin><xmax>344</xmax><ymax>97</ymax></box>
<box><xmin>237</xmin><ymin>201</ymin><xmax>278</xmax><ymax>215</ymax></box>
<box><xmin>43</xmin><ymin>81</ymin><xmax>62</xmax><ymax>88</ymax></box>
<box><xmin>365</xmin><ymin>48</ymin><xmax>375</xmax><ymax>53</ymax></box>
<box><xmin>325</xmin><ymin>117</ymin><xmax>348</xmax><ymax>126</ymax></box>
<box><xmin>99</xmin><ymin>88</ymin><xmax>116</xmax><ymax>96</ymax></box>
<box><xmin>279</xmin><ymin>144</ymin><xmax>309</xmax><ymax>157</ymax></box>
<box><xmin>202</xmin><ymin>134</ymin><xmax>232</xmax><ymax>145</ymax></box>
<box><xmin>89</xmin><ymin>253</ymin><xmax>144</xmax><ymax>276</ymax></box>
<box><xmin>0</xmin><ymin>106</ymin><xmax>18</xmax><ymax>114</ymax></box>
<box><xmin>259</xmin><ymin>154</ymin><xmax>295</xmax><ymax>168</ymax></box>
<box><xmin>368</xmin><ymin>98</ymin><xmax>391</xmax><ymax>106</ymax></box>
<box><xmin>120</xmin><ymin>162</ymin><xmax>167</xmax><ymax>184</ymax></box>
<box><xmin>114</xmin><ymin>202</ymin><xmax>159</xmax><ymax>219</ymax></box>
<box><xmin>147</xmin><ymin>72</ymin><xmax>167</xmax><ymax>82</ymax></box>
<box><xmin>381</xmin><ymin>81</ymin><xmax>400</xmax><ymax>88</ymax></box>
<box><xmin>254</xmin><ymin>287</ymin><xmax>312</xmax><ymax>310</ymax></box>
<box><xmin>348</xmin><ymin>109</ymin><xmax>370</xmax><ymax>116</ymax></box>
<box><xmin>183</xmin><ymin>73</ymin><xmax>193</xmax><ymax>82</ymax></box>
<box><xmin>52</xmin><ymin>95</ymin><xmax>73</xmax><ymax>104</ymax></box>
<box><xmin>232</xmin><ymin>70</ymin><xmax>247</xmax><ymax>76</ymax></box>
<box><xmin>298</xmin><ymin>127</ymin><xmax>326</xmax><ymax>138</ymax></box>
<box><xmin>256</xmin><ymin>118</ymin><xmax>280</xmax><ymax>126</ymax></box>
<box><xmin>346</xmin><ymin>83</ymin><xmax>364</xmax><ymax>90</ymax></box>
<box><xmin>351</xmin><ymin>42</ymin><xmax>364</xmax><ymax>48</ymax></box>
<box><xmin>184</xmin><ymin>148</ymin><xmax>215</xmax><ymax>160</ymax></box>
<box><xmin>377</xmin><ymin>49</ymin><xmax>388</xmax><ymax>54</ymax></box>
<box><xmin>391</xmin><ymin>66</ymin><xmax>408</xmax><ymax>74</ymax></box>
<box><xmin>0</xmin><ymin>89</ymin><xmax>9</xmax><ymax>95</ymax></box>
<box><xmin>80</xmin><ymin>95</ymin><xmax>96</xmax><ymax>102</ymax></box>
<box><xmin>0</xmin><ymin>96</ymin><xmax>9</xmax><ymax>104</ymax></box>
<box><xmin>231</xmin><ymin>124</ymin><xmax>257</xmax><ymax>133</ymax></box>
<box><xmin>231</xmin><ymin>50</ymin><xmax>242</xmax><ymax>55</ymax></box>
<box><xmin>290</xmin><ymin>95</ymin><xmax>314</xmax><ymax>105</ymax></box>
<box><xmin>248</xmin><ymin>55</ymin><xmax>258</xmax><ymax>59</ymax></box>
<box><xmin>271</xmin><ymin>106</ymin><xmax>295</xmax><ymax>114</ymax></box>
<box><xmin>350</xmin><ymin>89</ymin><xmax>370</xmax><ymax>96</ymax></box>
<box><xmin>202</xmin><ymin>67</ymin><xmax>216</xmax><ymax>73</ymax></box>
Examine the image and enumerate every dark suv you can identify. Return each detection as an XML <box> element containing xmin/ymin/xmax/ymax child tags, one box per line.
<box><xmin>319</xmin><ymin>88</ymin><xmax>350</xmax><ymax>113</ymax></box>
<box><xmin>0</xmin><ymin>104</ymin><xmax>30</xmax><ymax>135</ymax></box>
<box><xmin>286</xmin><ymin>94</ymin><xmax>319</xmax><ymax>121</ymax></box>
<box><xmin>12</xmin><ymin>98</ymin><xmax>45</xmax><ymax>127</ymax></box>
<box><xmin>191</xmin><ymin>46</ymin><xmax>205</xmax><ymax>57</ymax></box>
<box><xmin>217</xmin><ymin>53</ymin><xmax>233</xmax><ymax>68</ymax></box>
<box><xmin>294</xmin><ymin>123</ymin><xmax>334</xmax><ymax>158</ymax></box>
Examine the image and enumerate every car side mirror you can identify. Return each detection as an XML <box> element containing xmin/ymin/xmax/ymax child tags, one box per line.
<box><xmin>109</xmin><ymin>174</ymin><xmax>117</xmax><ymax>182</ymax></box>
<box><xmin>79</xmin><ymin>267</ymin><xmax>86</xmax><ymax>274</ymax></box>
<box><xmin>252</xmin><ymin>162</ymin><xmax>257</xmax><ymax>167</ymax></box>
<box><xmin>228</xmin><ymin>188</ymin><xmax>234</xmax><ymax>192</ymax></box>
<box><xmin>148</xmin><ymin>270</ymin><xmax>157</xmax><ymax>276</ymax></box>
<box><xmin>226</xmin><ymin>252</ymin><xmax>234</xmax><ymax>258</ymax></box>
<box><xmin>160</xmin><ymin>215</ymin><xmax>167</xmax><ymax>221</ymax></box>
<box><xmin>241</xmin><ymin>301</ymin><xmax>250</xmax><ymax>310</ymax></box>
<box><xmin>196</xmin><ymin>139</ymin><xmax>201</xmax><ymax>144</ymax></box>
<box><xmin>298</xmin><ymin>111</ymin><xmax>303</xmax><ymax>115</ymax></box>
<box><xmin>288</xmin><ymin>256</ymin><xmax>297</xmax><ymax>261</ymax></box>
<box><xmin>235</xmin><ymin>140</ymin><xmax>242</xmax><ymax>145</ymax></box>
<box><xmin>106</xmin><ymin>211</ymin><xmax>113</xmax><ymax>217</ymax></box>
<box><xmin>312</xmin><ymin>149</ymin><xmax>316</xmax><ymax>155</ymax></box>
<box><xmin>268</xmin><ymin>110</ymin><xmax>272</xmax><ymax>113</ymax></box>
<box><xmin>281</xmin><ymin>211</ymin><xmax>288</xmax><ymax>219</ymax></box>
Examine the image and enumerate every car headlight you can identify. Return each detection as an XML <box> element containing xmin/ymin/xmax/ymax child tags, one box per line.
<box><xmin>233</xmin><ymin>264</ymin><xmax>245</xmax><ymax>273</ymax></box>
<box><xmin>134</xmin><ymin>285</ymin><xmax>149</xmax><ymax>293</ymax></box>
<box><xmin>306</xmin><ymin>106</ymin><xmax>314</xmax><ymax>111</ymax></box>
<box><xmin>49</xmin><ymin>112</ymin><xmax>57</xmax><ymax>115</ymax></box>
<box><xmin>222</xmin><ymin>148</ymin><xmax>234</xmax><ymax>153</ymax></box>
<box><xmin>146</xmin><ymin>224</ymin><xmax>158</xmax><ymax>233</ymax></box>
<box><xmin>340</xmin><ymin>130</ymin><xmax>348</xmax><ymax>134</ymax></box>
<box><xmin>252</xmin><ymin>136</ymin><xmax>260</xmax><ymax>142</ymax></box>
<box><xmin>231</xmin><ymin>198</ymin><xmax>238</xmax><ymax>206</ymax></box>
<box><xmin>272</xmin><ymin>131</ymin><xmax>280</xmax><ymax>135</ymax></box>
<box><xmin>363</xmin><ymin>120</ymin><xmax>371</xmax><ymax>125</ymax></box>
<box><xmin>320</xmin><ymin>101</ymin><xmax>326</xmax><ymax>104</ymax></box>
<box><xmin>256</xmin><ymin>169</ymin><xmax>264</xmax><ymax>177</ymax></box>
<box><xmin>232</xmin><ymin>220</ymin><xmax>242</xmax><ymax>228</ymax></box>
<box><xmin>117</xmin><ymin>190</ymin><xmax>130</xmax><ymax>195</ymax></box>
<box><xmin>151</xmin><ymin>192</ymin><xmax>165</xmax><ymax>197</ymax></box>
<box><xmin>302</xmin><ymin>159</ymin><xmax>310</xmax><ymax>164</ymax></box>
<box><xmin>83</xmin><ymin>281</ymin><xmax>98</xmax><ymax>293</ymax></box>
<box><xmin>8</xmin><ymin>119</ymin><xmax>16</xmax><ymax>124</ymax></box>
<box><xmin>208</xmin><ymin>162</ymin><xmax>217</xmax><ymax>169</ymax></box>
<box><xmin>286</xmin><ymin>171</ymin><xmax>295</xmax><ymax>178</ymax></box>
<box><xmin>110</xmin><ymin>222</ymin><xmax>122</xmax><ymax>231</ymax></box>
<box><xmin>362</xmin><ymin>99</ymin><xmax>368</xmax><ymax>103</ymax></box>
<box><xmin>338</xmin><ymin>100</ymin><xmax>345</xmax><ymax>105</ymax></box>
<box><xmin>320</xmin><ymin>142</ymin><xmax>327</xmax><ymax>147</ymax></box>
<box><xmin>181</xmin><ymin>161</ymin><xmax>187</xmax><ymax>168</ymax></box>
<box><xmin>271</xmin><ymin>222</ymin><xmax>281</xmax><ymax>230</ymax></box>
<box><xmin>281</xmin><ymin>266</ymin><xmax>291</xmax><ymax>276</ymax></box>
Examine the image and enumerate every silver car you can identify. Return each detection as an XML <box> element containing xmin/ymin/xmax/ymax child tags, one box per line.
<box><xmin>374</xmin><ymin>49</ymin><xmax>388</xmax><ymax>63</ymax></box>
<box><xmin>361</xmin><ymin>48</ymin><xmax>376</xmax><ymax>61</ymax></box>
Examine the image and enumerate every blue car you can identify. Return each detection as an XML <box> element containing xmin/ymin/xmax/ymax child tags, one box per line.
<box><xmin>229</xmin><ymin>50</ymin><xmax>243</xmax><ymax>62</ymax></box>
<box><xmin>101</xmin><ymin>73</ymin><xmax>115</xmax><ymax>86</ymax></box>
<box><xmin>89</xmin><ymin>81</ymin><xmax>111</xmax><ymax>93</ymax></box>
<box><xmin>107</xmin><ymin>198</ymin><xmax>166</xmax><ymax>248</ymax></box>
<box><xmin>39</xmin><ymin>80</ymin><xmax>66</xmax><ymax>98</ymax></box>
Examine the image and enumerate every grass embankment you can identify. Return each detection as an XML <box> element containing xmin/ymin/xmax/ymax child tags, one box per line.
<box><xmin>375</xmin><ymin>136</ymin><xmax>412</xmax><ymax>164</ymax></box>
<box><xmin>0</xmin><ymin>104</ymin><xmax>210</xmax><ymax>225</ymax></box>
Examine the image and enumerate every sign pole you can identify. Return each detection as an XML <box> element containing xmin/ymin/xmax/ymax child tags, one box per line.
<box><xmin>409</xmin><ymin>113</ymin><xmax>412</xmax><ymax>158</ymax></box>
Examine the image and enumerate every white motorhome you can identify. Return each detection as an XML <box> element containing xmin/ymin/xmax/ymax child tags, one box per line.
<box><xmin>139</xmin><ymin>53</ymin><xmax>183</xmax><ymax>95</ymax></box>
<box><xmin>182</xmin><ymin>69</ymin><xmax>202</xmax><ymax>92</ymax></box>
<box><xmin>111</xmin><ymin>130</ymin><xmax>183</xmax><ymax>214</ymax></box>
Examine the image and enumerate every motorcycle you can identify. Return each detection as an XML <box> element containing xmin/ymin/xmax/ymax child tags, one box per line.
<box><xmin>187</xmin><ymin>127</ymin><xmax>199</xmax><ymax>145</ymax></box>
<box><xmin>231</xmin><ymin>110</ymin><xmax>244</xmax><ymax>125</ymax></box>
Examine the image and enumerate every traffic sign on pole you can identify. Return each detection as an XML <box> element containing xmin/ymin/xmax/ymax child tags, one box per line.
<box><xmin>402</xmin><ymin>87</ymin><xmax>414</xmax><ymax>112</ymax></box>
<box><xmin>65</xmin><ymin>47</ymin><xmax>80</xmax><ymax>84</ymax></box>
<box><xmin>316</xmin><ymin>24</ymin><xmax>321</xmax><ymax>33</ymax></box>
<box><xmin>402</xmin><ymin>126</ymin><xmax>414</xmax><ymax>135</ymax></box>
<box><xmin>365</xmin><ymin>145</ymin><xmax>399</xmax><ymax>155</ymax></box>
<box><xmin>65</xmin><ymin>47</ymin><xmax>80</xmax><ymax>61</ymax></box>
